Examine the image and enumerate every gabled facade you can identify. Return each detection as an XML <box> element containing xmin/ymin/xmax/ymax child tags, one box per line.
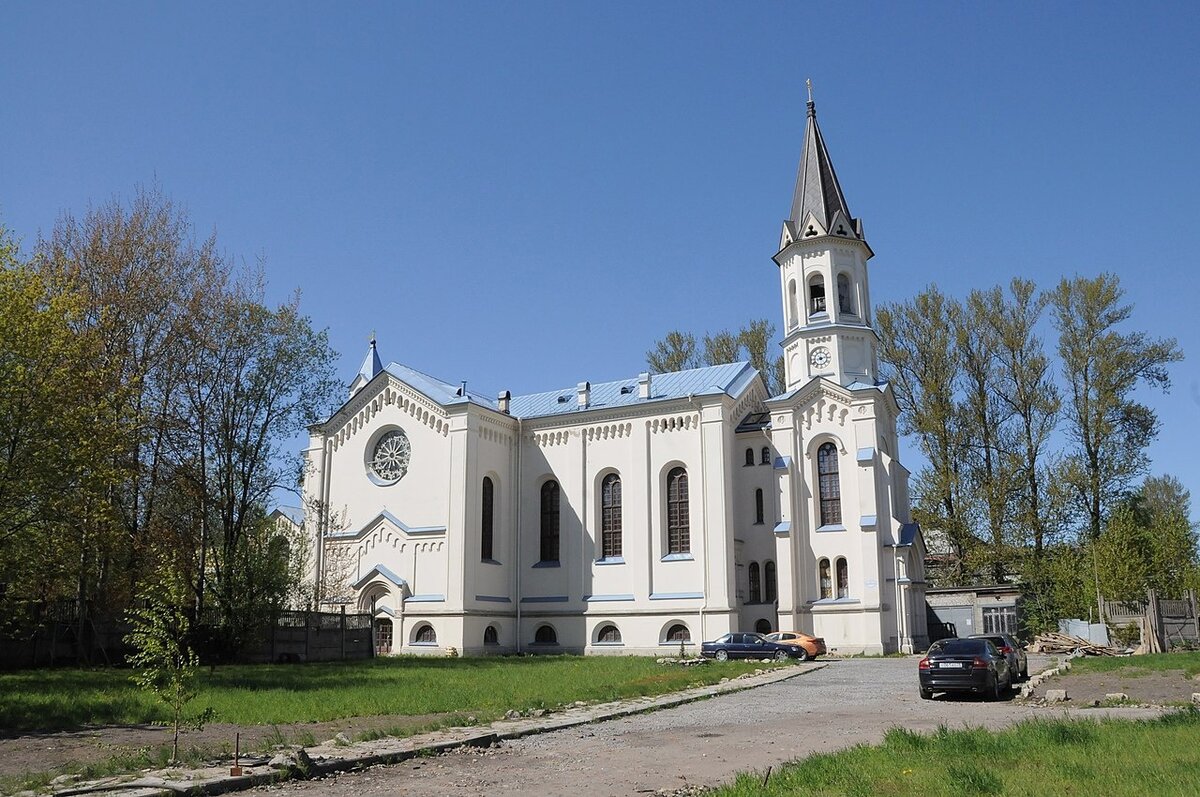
<box><xmin>301</xmin><ymin>99</ymin><xmax>928</xmax><ymax>656</ymax></box>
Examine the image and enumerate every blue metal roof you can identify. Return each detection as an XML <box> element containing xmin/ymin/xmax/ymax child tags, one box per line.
<box><xmin>357</xmin><ymin>360</ymin><xmax>759</xmax><ymax>421</ymax></box>
<box><xmin>508</xmin><ymin>362</ymin><xmax>758</xmax><ymax>419</ymax></box>
<box><xmin>382</xmin><ymin>362</ymin><xmax>496</xmax><ymax>408</ymax></box>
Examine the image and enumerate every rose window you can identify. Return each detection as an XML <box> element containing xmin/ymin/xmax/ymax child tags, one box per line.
<box><xmin>369</xmin><ymin>429</ymin><xmax>411</xmax><ymax>483</ymax></box>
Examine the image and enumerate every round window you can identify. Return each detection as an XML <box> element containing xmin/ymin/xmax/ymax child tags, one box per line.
<box><xmin>368</xmin><ymin>429</ymin><xmax>411</xmax><ymax>484</ymax></box>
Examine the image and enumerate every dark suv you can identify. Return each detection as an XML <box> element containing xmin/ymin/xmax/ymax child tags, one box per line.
<box><xmin>969</xmin><ymin>633</ymin><xmax>1028</xmax><ymax>681</ymax></box>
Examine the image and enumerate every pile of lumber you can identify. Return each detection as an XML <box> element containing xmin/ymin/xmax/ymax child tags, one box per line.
<box><xmin>1027</xmin><ymin>632</ymin><xmax>1122</xmax><ymax>656</ymax></box>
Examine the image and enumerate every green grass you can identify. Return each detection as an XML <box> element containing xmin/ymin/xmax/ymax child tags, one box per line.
<box><xmin>714</xmin><ymin>709</ymin><xmax>1200</xmax><ymax>797</ymax></box>
<box><xmin>1067</xmin><ymin>651</ymin><xmax>1200</xmax><ymax>679</ymax></box>
<box><xmin>0</xmin><ymin>655</ymin><xmax>777</xmax><ymax>732</ymax></box>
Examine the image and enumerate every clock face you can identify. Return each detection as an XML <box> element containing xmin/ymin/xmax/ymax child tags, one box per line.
<box><xmin>810</xmin><ymin>347</ymin><xmax>832</xmax><ymax>369</ymax></box>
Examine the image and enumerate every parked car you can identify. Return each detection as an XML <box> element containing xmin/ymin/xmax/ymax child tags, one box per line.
<box><xmin>701</xmin><ymin>632</ymin><xmax>802</xmax><ymax>661</ymax></box>
<box><xmin>918</xmin><ymin>637</ymin><xmax>1012</xmax><ymax>700</ymax></box>
<box><xmin>969</xmin><ymin>632</ymin><xmax>1028</xmax><ymax>681</ymax></box>
<box><xmin>763</xmin><ymin>631</ymin><xmax>826</xmax><ymax>661</ymax></box>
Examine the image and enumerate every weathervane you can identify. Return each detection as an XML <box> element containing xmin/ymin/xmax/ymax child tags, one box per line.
<box><xmin>806</xmin><ymin>78</ymin><xmax>813</xmax><ymax>103</ymax></box>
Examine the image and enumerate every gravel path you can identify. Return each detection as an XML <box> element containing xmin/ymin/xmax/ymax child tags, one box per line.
<box><xmin>251</xmin><ymin>654</ymin><xmax>1165</xmax><ymax>797</ymax></box>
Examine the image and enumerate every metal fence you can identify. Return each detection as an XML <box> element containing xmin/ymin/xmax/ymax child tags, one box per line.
<box><xmin>0</xmin><ymin>604</ymin><xmax>374</xmax><ymax>669</ymax></box>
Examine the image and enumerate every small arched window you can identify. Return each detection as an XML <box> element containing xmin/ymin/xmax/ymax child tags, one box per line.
<box><xmin>761</xmin><ymin>446</ymin><xmax>771</xmax><ymax>465</ymax></box>
<box><xmin>817</xmin><ymin>442</ymin><xmax>842</xmax><ymax>526</ymax></box>
<box><xmin>755</xmin><ymin>488</ymin><xmax>765</xmax><ymax>525</ymax></box>
<box><xmin>819</xmin><ymin>558</ymin><xmax>832</xmax><ymax>600</ymax></box>
<box><xmin>765</xmin><ymin>560</ymin><xmax>778</xmax><ymax>602</ymax></box>
<box><xmin>745</xmin><ymin>447</ymin><xmax>755</xmax><ymax>466</ymax></box>
<box><xmin>748</xmin><ymin>562</ymin><xmax>761</xmax><ymax>603</ymax></box>
<box><xmin>666</xmin><ymin>467</ymin><xmax>690</xmax><ymax>554</ymax></box>
<box><xmin>837</xmin><ymin>273</ymin><xmax>853</xmax><ymax>315</ymax></box>
<box><xmin>597</xmin><ymin>624</ymin><xmax>621</xmax><ymax>644</ymax></box>
<box><xmin>836</xmin><ymin>557</ymin><xmax>849</xmax><ymax>599</ymax></box>
<box><xmin>755</xmin><ymin>619</ymin><xmax>772</xmax><ymax>635</ymax></box>
<box><xmin>809</xmin><ymin>276</ymin><xmax>827</xmax><ymax>315</ymax></box>
<box><xmin>483</xmin><ymin>625</ymin><xmax>499</xmax><ymax>646</ymax></box>
<box><xmin>534</xmin><ymin>624</ymin><xmax>558</xmax><ymax>645</ymax></box>
<box><xmin>665</xmin><ymin>623</ymin><xmax>691</xmax><ymax>643</ymax></box>
<box><xmin>601</xmin><ymin>473</ymin><xmax>623</xmax><ymax>559</ymax></box>
<box><xmin>540</xmin><ymin>480</ymin><xmax>560</xmax><ymax>562</ymax></box>
<box><xmin>415</xmin><ymin>624</ymin><xmax>437</xmax><ymax>644</ymax></box>
<box><xmin>481</xmin><ymin>476</ymin><xmax>494</xmax><ymax>561</ymax></box>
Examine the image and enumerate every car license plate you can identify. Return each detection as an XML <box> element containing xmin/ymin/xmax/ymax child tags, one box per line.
<box><xmin>939</xmin><ymin>662</ymin><xmax>963</xmax><ymax>668</ymax></box>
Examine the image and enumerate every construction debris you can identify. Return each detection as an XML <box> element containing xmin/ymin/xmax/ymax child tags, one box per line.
<box><xmin>1027</xmin><ymin>632</ymin><xmax>1123</xmax><ymax>656</ymax></box>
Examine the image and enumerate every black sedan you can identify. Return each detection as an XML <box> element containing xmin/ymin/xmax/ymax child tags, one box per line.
<box><xmin>701</xmin><ymin>632</ymin><xmax>801</xmax><ymax>661</ymax></box>
<box><xmin>918</xmin><ymin>637</ymin><xmax>1012</xmax><ymax>700</ymax></box>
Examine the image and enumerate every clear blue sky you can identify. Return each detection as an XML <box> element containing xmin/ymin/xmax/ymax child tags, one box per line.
<box><xmin>3</xmin><ymin>3</ymin><xmax>1198</xmax><ymax>517</ymax></box>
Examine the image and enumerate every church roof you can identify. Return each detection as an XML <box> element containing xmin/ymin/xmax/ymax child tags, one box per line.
<box><xmin>509</xmin><ymin>362</ymin><xmax>758</xmax><ymax>419</ymax></box>
<box><xmin>361</xmin><ymin>349</ymin><xmax>760</xmax><ymax>422</ymax></box>
<box><xmin>382</xmin><ymin>362</ymin><xmax>492</xmax><ymax>406</ymax></box>
<box><xmin>787</xmin><ymin>98</ymin><xmax>865</xmax><ymax>242</ymax></box>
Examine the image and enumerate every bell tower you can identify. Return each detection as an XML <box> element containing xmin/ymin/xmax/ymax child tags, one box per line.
<box><xmin>774</xmin><ymin>86</ymin><xmax>879</xmax><ymax>392</ymax></box>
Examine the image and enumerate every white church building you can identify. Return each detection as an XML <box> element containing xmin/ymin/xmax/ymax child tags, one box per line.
<box><xmin>301</xmin><ymin>99</ymin><xmax>929</xmax><ymax>656</ymax></box>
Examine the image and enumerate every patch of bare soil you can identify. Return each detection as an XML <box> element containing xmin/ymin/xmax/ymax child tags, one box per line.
<box><xmin>1030</xmin><ymin>665</ymin><xmax>1200</xmax><ymax>705</ymax></box>
<box><xmin>0</xmin><ymin>714</ymin><xmax>453</xmax><ymax>780</ymax></box>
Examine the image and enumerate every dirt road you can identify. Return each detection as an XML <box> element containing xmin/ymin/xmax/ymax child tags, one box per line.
<box><xmin>249</xmin><ymin>655</ymin><xmax>1163</xmax><ymax>797</ymax></box>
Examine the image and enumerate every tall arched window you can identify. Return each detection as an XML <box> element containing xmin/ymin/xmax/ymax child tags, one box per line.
<box><xmin>755</xmin><ymin>488</ymin><xmax>765</xmax><ymax>525</ymax></box>
<box><xmin>819</xmin><ymin>558</ymin><xmax>832</xmax><ymax>599</ymax></box>
<box><xmin>836</xmin><ymin>557</ymin><xmax>849</xmax><ymax>599</ymax></box>
<box><xmin>483</xmin><ymin>626</ymin><xmax>499</xmax><ymax>646</ymax></box>
<box><xmin>601</xmin><ymin>473</ymin><xmax>622</xmax><ymax>559</ymax></box>
<box><xmin>748</xmin><ymin>561</ymin><xmax>761</xmax><ymax>603</ymax></box>
<box><xmin>745</xmin><ymin>447</ymin><xmax>755</xmax><ymax>466</ymax></box>
<box><xmin>666</xmin><ymin>467</ymin><xmax>690</xmax><ymax>554</ymax></box>
<box><xmin>837</xmin><ymin>273</ymin><xmax>853</xmax><ymax>315</ymax></box>
<box><xmin>765</xmin><ymin>560</ymin><xmax>777</xmax><ymax>602</ymax></box>
<box><xmin>788</xmin><ymin>279</ymin><xmax>798</xmax><ymax>328</ymax></box>
<box><xmin>481</xmin><ymin>476</ymin><xmax>494</xmax><ymax>561</ymax></box>
<box><xmin>809</xmin><ymin>276</ymin><xmax>826</xmax><ymax>315</ymax></box>
<box><xmin>761</xmin><ymin>446</ymin><xmax>771</xmax><ymax>465</ymax></box>
<box><xmin>817</xmin><ymin>442</ymin><xmax>842</xmax><ymax>526</ymax></box>
<box><xmin>540</xmin><ymin>480</ymin><xmax>560</xmax><ymax>562</ymax></box>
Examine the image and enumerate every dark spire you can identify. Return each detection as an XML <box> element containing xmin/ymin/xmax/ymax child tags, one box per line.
<box><xmin>787</xmin><ymin>82</ymin><xmax>861</xmax><ymax>241</ymax></box>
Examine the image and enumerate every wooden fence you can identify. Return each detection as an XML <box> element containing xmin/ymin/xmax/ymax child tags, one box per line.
<box><xmin>1102</xmin><ymin>589</ymin><xmax>1200</xmax><ymax>651</ymax></box>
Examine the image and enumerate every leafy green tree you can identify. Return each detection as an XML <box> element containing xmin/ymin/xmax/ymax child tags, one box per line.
<box><xmin>646</xmin><ymin>330</ymin><xmax>700</xmax><ymax>373</ymax></box>
<box><xmin>1133</xmin><ymin>475</ymin><xmax>1199</xmax><ymax>598</ymax></box>
<box><xmin>955</xmin><ymin>287</ymin><xmax>1019</xmax><ymax>582</ymax></box>
<box><xmin>702</xmin><ymin>330</ymin><xmax>741</xmax><ymax>366</ymax></box>
<box><xmin>124</xmin><ymin>576</ymin><xmax>213</xmax><ymax>763</ymax></box>
<box><xmin>0</xmin><ymin>228</ymin><xmax>125</xmax><ymax>631</ymax></box>
<box><xmin>172</xmin><ymin>286</ymin><xmax>341</xmax><ymax>654</ymax></box>
<box><xmin>1051</xmin><ymin>274</ymin><xmax>1183</xmax><ymax>539</ymax></box>
<box><xmin>737</xmin><ymin>319</ymin><xmax>784</xmax><ymax>394</ymax></box>
<box><xmin>648</xmin><ymin>319</ymin><xmax>783</xmax><ymax>393</ymax></box>
<box><xmin>981</xmin><ymin>279</ymin><xmax>1062</xmax><ymax>557</ymax></box>
<box><xmin>878</xmin><ymin>287</ymin><xmax>973</xmax><ymax>583</ymax></box>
